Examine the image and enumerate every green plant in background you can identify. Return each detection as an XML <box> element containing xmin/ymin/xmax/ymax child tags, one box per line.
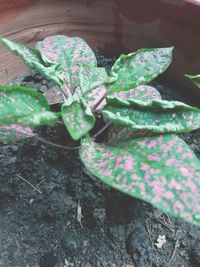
<box><xmin>0</xmin><ymin>35</ymin><xmax>200</xmax><ymax>227</ymax></box>
<box><xmin>186</xmin><ymin>73</ymin><xmax>200</xmax><ymax>88</ymax></box>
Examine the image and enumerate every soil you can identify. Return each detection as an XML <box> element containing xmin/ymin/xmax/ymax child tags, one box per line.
<box><xmin>0</xmin><ymin>52</ymin><xmax>200</xmax><ymax>267</ymax></box>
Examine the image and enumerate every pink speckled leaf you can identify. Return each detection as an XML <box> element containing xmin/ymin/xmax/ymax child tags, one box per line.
<box><xmin>0</xmin><ymin>125</ymin><xmax>34</xmax><ymax>144</ymax></box>
<box><xmin>80</xmin><ymin>135</ymin><xmax>200</xmax><ymax>226</ymax></box>
<box><xmin>111</xmin><ymin>85</ymin><xmax>162</xmax><ymax>101</ymax></box>
<box><xmin>40</xmin><ymin>64</ymin><xmax>108</xmax><ymax>106</ymax></box>
<box><xmin>103</xmin><ymin>96</ymin><xmax>200</xmax><ymax>135</ymax></box>
<box><xmin>78</xmin><ymin>65</ymin><xmax>108</xmax><ymax>109</ymax></box>
<box><xmin>0</xmin><ymin>37</ymin><xmax>62</xmax><ymax>86</ymax></box>
<box><xmin>108</xmin><ymin>47</ymin><xmax>173</xmax><ymax>93</ymax></box>
<box><xmin>108</xmin><ymin>85</ymin><xmax>163</xmax><ymax>141</ymax></box>
<box><xmin>88</xmin><ymin>84</ymin><xmax>161</xmax><ymax>111</ymax></box>
<box><xmin>36</xmin><ymin>35</ymin><xmax>97</xmax><ymax>93</ymax></box>
<box><xmin>79</xmin><ymin>65</ymin><xmax>108</xmax><ymax>96</ymax></box>
<box><xmin>0</xmin><ymin>85</ymin><xmax>60</xmax><ymax>127</ymax></box>
<box><xmin>61</xmin><ymin>96</ymin><xmax>95</xmax><ymax>140</ymax></box>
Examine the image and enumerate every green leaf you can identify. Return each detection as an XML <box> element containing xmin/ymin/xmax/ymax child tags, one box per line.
<box><xmin>185</xmin><ymin>74</ymin><xmax>200</xmax><ymax>88</ymax></box>
<box><xmin>18</xmin><ymin>111</ymin><xmax>60</xmax><ymax>127</ymax></box>
<box><xmin>0</xmin><ymin>125</ymin><xmax>34</xmax><ymax>144</ymax></box>
<box><xmin>39</xmin><ymin>64</ymin><xmax>108</xmax><ymax>106</ymax></box>
<box><xmin>79</xmin><ymin>65</ymin><xmax>108</xmax><ymax>96</ymax></box>
<box><xmin>0</xmin><ymin>85</ymin><xmax>60</xmax><ymax>127</ymax></box>
<box><xmin>111</xmin><ymin>85</ymin><xmax>162</xmax><ymax>101</ymax></box>
<box><xmin>102</xmin><ymin>85</ymin><xmax>200</xmax><ymax>226</ymax></box>
<box><xmin>0</xmin><ymin>37</ymin><xmax>62</xmax><ymax>86</ymax></box>
<box><xmin>61</xmin><ymin>96</ymin><xmax>95</xmax><ymax>140</ymax></box>
<box><xmin>80</xmin><ymin>135</ymin><xmax>200</xmax><ymax>227</ymax></box>
<box><xmin>108</xmin><ymin>47</ymin><xmax>173</xmax><ymax>93</ymax></box>
<box><xmin>87</xmin><ymin>84</ymin><xmax>161</xmax><ymax>111</ymax></box>
<box><xmin>36</xmin><ymin>35</ymin><xmax>97</xmax><ymax>67</ymax></box>
<box><xmin>108</xmin><ymin>85</ymin><xmax>162</xmax><ymax>140</ymax></box>
<box><xmin>36</xmin><ymin>35</ymin><xmax>97</xmax><ymax>92</ymax></box>
<box><xmin>103</xmin><ymin>96</ymin><xmax>200</xmax><ymax>135</ymax></box>
<box><xmin>77</xmin><ymin>65</ymin><xmax>108</xmax><ymax>110</ymax></box>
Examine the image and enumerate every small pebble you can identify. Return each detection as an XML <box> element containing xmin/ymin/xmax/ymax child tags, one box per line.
<box><xmin>40</xmin><ymin>85</ymin><xmax>48</xmax><ymax>93</ymax></box>
<box><xmin>42</xmin><ymin>79</ymin><xmax>47</xmax><ymax>85</ymax></box>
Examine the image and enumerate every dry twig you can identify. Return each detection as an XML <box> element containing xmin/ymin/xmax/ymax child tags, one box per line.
<box><xmin>77</xmin><ymin>200</ymin><xmax>83</xmax><ymax>228</ymax></box>
<box><xmin>94</xmin><ymin>254</ymin><xmax>107</xmax><ymax>267</ymax></box>
<box><xmin>168</xmin><ymin>239</ymin><xmax>180</xmax><ymax>264</ymax></box>
<box><xmin>16</xmin><ymin>174</ymin><xmax>42</xmax><ymax>194</ymax></box>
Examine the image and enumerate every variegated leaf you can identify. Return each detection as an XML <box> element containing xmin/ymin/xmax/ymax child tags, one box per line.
<box><xmin>111</xmin><ymin>85</ymin><xmax>162</xmax><ymax>101</ymax></box>
<box><xmin>108</xmin><ymin>85</ymin><xmax>162</xmax><ymax>141</ymax></box>
<box><xmin>0</xmin><ymin>125</ymin><xmax>34</xmax><ymax>144</ymax></box>
<box><xmin>0</xmin><ymin>37</ymin><xmax>62</xmax><ymax>86</ymax></box>
<box><xmin>61</xmin><ymin>96</ymin><xmax>95</xmax><ymax>140</ymax></box>
<box><xmin>108</xmin><ymin>47</ymin><xmax>173</xmax><ymax>93</ymax></box>
<box><xmin>79</xmin><ymin>65</ymin><xmax>108</xmax><ymax>96</ymax></box>
<box><xmin>88</xmin><ymin>84</ymin><xmax>161</xmax><ymax>111</ymax></box>
<box><xmin>185</xmin><ymin>74</ymin><xmax>200</xmax><ymax>88</ymax></box>
<box><xmin>0</xmin><ymin>85</ymin><xmax>59</xmax><ymax>127</ymax></box>
<box><xmin>103</xmin><ymin>96</ymin><xmax>200</xmax><ymax>135</ymax></box>
<box><xmin>41</xmin><ymin>65</ymin><xmax>108</xmax><ymax>106</ymax></box>
<box><xmin>36</xmin><ymin>35</ymin><xmax>97</xmax><ymax>93</ymax></box>
<box><xmin>80</xmin><ymin>136</ymin><xmax>200</xmax><ymax>227</ymax></box>
<box><xmin>74</xmin><ymin>65</ymin><xmax>108</xmax><ymax>110</ymax></box>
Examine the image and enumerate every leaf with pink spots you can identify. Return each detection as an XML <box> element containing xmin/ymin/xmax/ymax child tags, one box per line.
<box><xmin>0</xmin><ymin>37</ymin><xmax>62</xmax><ymax>86</ymax></box>
<box><xmin>79</xmin><ymin>65</ymin><xmax>108</xmax><ymax>96</ymax></box>
<box><xmin>0</xmin><ymin>125</ymin><xmax>34</xmax><ymax>144</ymax></box>
<box><xmin>103</xmin><ymin>96</ymin><xmax>200</xmax><ymax>135</ymax></box>
<box><xmin>108</xmin><ymin>85</ymin><xmax>162</xmax><ymax>141</ymax></box>
<box><xmin>88</xmin><ymin>84</ymin><xmax>161</xmax><ymax>111</ymax></box>
<box><xmin>61</xmin><ymin>96</ymin><xmax>95</xmax><ymax>140</ymax></box>
<box><xmin>36</xmin><ymin>35</ymin><xmax>97</xmax><ymax>92</ymax></box>
<box><xmin>185</xmin><ymin>73</ymin><xmax>200</xmax><ymax>88</ymax></box>
<box><xmin>72</xmin><ymin>65</ymin><xmax>109</xmax><ymax>110</ymax></box>
<box><xmin>0</xmin><ymin>85</ymin><xmax>60</xmax><ymax>127</ymax></box>
<box><xmin>80</xmin><ymin>135</ymin><xmax>200</xmax><ymax>226</ymax></box>
<box><xmin>107</xmin><ymin>47</ymin><xmax>173</xmax><ymax>93</ymax></box>
<box><xmin>111</xmin><ymin>85</ymin><xmax>162</xmax><ymax>102</ymax></box>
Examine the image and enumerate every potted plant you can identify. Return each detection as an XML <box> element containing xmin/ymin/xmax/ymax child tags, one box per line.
<box><xmin>0</xmin><ymin>34</ymin><xmax>200</xmax><ymax>267</ymax></box>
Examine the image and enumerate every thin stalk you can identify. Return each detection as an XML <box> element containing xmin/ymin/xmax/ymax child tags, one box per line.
<box><xmin>92</xmin><ymin>92</ymin><xmax>107</xmax><ymax>111</ymax></box>
<box><xmin>93</xmin><ymin>121</ymin><xmax>112</xmax><ymax>139</ymax></box>
<box><xmin>58</xmin><ymin>84</ymin><xmax>69</xmax><ymax>100</ymax></box>
<box><xmin>35</xmin><ymin>136</ymin><xmax>79</xmax><ymax>150</ymax></box>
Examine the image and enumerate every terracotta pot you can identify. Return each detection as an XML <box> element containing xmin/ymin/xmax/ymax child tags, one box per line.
<box><xmin>0</xmin><ymin>0</ymin><xmax>200</xmax><ymax>102</ymax></box>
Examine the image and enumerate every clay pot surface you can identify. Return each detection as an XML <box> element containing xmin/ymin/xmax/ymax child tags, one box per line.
<box><xmin>0</xmin><ymin>0</ymin><xmax>200</xmax><ymax>101</ymax></box>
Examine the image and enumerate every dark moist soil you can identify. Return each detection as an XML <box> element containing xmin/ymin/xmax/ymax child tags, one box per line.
<box><xmin>0</xmin><ymin>52</ymin><xmax>200</xmax><ymax>267</ymax></box>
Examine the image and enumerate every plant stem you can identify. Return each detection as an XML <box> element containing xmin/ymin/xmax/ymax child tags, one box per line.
<box><xmin>59</xmin><ymin>85</ymin><xmax>69</xmax><ymax>100</ymax></box>
<box><xmin>34</xmin><ymin>136</ymin><xmax>79</xmax><ymax>150</ymax></box>
<box><xmin>93</xmin><ymin>121</ymin><xmax>112</xmax><ymax>139</ymax></box>
<box><xmin>92</xmin><ymin>92</ymin><xmax>107</xmax><ymax>111</ymax></box>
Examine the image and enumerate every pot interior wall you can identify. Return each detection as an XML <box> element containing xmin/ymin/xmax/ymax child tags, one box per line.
<box><xmin>0</xmin><ymin>0</ymin><xmax>200</xmax><ymax>103</ymax></box>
